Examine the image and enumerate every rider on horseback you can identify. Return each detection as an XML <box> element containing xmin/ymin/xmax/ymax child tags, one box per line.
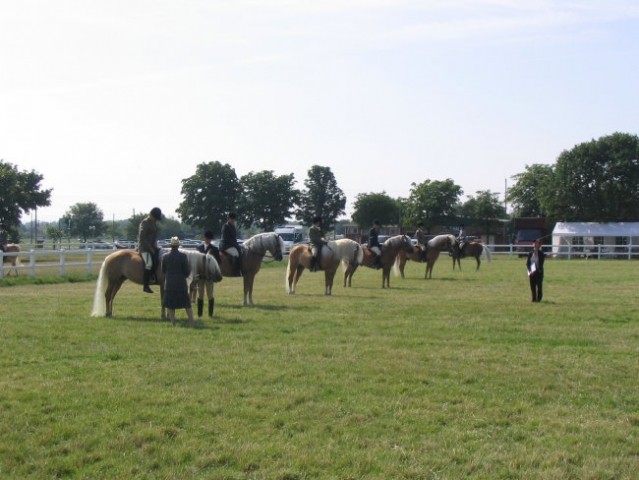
<box><xmin>220</xmin><ymin>212</ymin><xmax>243</xmax><ymax>276</ymax></box>
<box><xmin>368</xmin><ymin>220</ymin><xmax>382</xmax><ymax>269</ymax></box>
<box><xmin>414</xmin><ymin>222</ymin><xmax>427</xmax><ymax>262</ymax></box>
<box><xmin>309</xmin><ymin>216</ymin><xmax>327</xmax><ymax>272</ymax></box>
<box><xmin>138</xmin><ymin>207</ymin><xmax>162</xmax><ymax>294</ymax></box>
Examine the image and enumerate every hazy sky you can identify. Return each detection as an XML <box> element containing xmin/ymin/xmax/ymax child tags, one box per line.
<box><xmin>2</xmin><ymin>0</ymin><xmax>638</xmax><ymax>222</ymax></box>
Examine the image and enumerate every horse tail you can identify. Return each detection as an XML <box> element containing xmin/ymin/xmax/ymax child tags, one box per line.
<box><xmin>91</xmin><ymin>258</ymin><xmax>108</xmax><ymax>317</ymax></box>
<box><xmin>393</xmin><ymin>252</ymin><xmax>402</xmax><ymax>276</ymax></box>
<box><xmin>355</xmin><ymin>243</ymin><xmax>364</xmax><ymax>264</ymax></box>
<box><xmin>483</xmin><ymin>245</ymin><xmax>492</xmax><ymax>263</ymax></box>
<box><xmin>285</xmin><ymin>251</ymin><xmax>294</xmax><ymax>293</ymax></box>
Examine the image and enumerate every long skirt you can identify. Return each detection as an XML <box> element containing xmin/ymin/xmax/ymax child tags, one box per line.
<box><xmin>163</xmin><ymin>289</ymin><xmax>192</xmax><ymax>310</ymax></box>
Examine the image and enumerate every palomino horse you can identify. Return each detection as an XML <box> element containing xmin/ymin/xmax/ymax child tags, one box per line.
<box><xmin>452</xmin><ymin>240</ymin><xmax>491</xmax><ymax>271</ymax></box>
<box><xmin>91</xmin><ymin>248</ymin><xmax>222</xmax><ymax>319</ymax></box>
<box><xmin>286</xmin><ymin>238</ymin><xmax>363</xmax><ymax>295</ymax></box>
<box><xmin>396</xmin><ymin>234</ymin><xmax>456</xmax><ymax>279</ymax></box>
<box><xmin>344</xmin><ymin>235</ymin><xmax>413</xmax><ymax>288</ymax></box>
<box><xmin>1</xmin><ymin>244</ymin><xmax>20</xmax><ymax>276</ymax></box>
<box><xmin>218</xmin><ymin>232</ymin><xmax>284</xmax><ymax>306</ymax></box>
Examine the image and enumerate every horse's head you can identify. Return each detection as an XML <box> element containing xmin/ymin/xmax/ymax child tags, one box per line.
<box><xmin>401</xmin><ymin>234</ymin><xmax>414</xmax><ymax>252</ymax></box>
<box><xmin>244</xmin><ymin>232</ymin><xmax>284</xmax><ymax>261</ymax></box>
<box><xmin>271</xmin><ymin>233</ymin><xmax>284</xmax><ymax>261</ymax></box>
<box><xmin>204</xmin><ymin>253</ymin><xmax>223</xmax><ymax>282</ymax></box>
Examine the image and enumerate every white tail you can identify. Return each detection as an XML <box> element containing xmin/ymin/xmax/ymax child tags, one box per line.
<box><xmin>91</xmin><ymin>261</ymin><xmax>108</xmax><ymax>317</ymax></box>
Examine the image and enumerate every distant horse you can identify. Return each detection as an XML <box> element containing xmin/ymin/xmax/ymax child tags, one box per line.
<box><xmin>396</xmin><ymin>234</ymin><xmax>456</xmax><ymax>279</ymax></box>
<box><xmin>452</xmin><ymin>240</ymin><xmax>491</xmax><ymax>271</ymax></box>
<box><xmin>2</xmin><ymin>244</ymin><xmax>20</xmax><ymax>276</ymax></box>
<box><xmin>286</xmin><ymin>238</ymin><xmax>363</xmax><ymax>295</ymax></box>
<box><xmin>344</xmin><ymin>235</ymin><xmax>414</xmax><ymax>288</ymax></box>
<box><xmin>91</xmin><ymin>248</ymin><xmax>222</xmax><ymax>318</ymax></box>
<box><xmin>218</xmin><ymin>232</ymin><xmax>284</xmax><ymax>306</ymax></box>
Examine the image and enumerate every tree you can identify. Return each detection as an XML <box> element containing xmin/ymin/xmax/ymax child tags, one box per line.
<box><xmin>61</xmin><ymin>203</ymin><xmax>106</xmax><ymax>241</ymax></box>
<box><xmin>239</xmin><ymin>171</ymin><xmax>300</xmax><ymax>231</ymax></box>
<box><xmin>462</xmin><ymin>190</ymin><xmax>507</xmax><ymax>239</ymax></box>
<box><xmin>545</xmin><ymin>132</ymin><xmax>639</xmax><ymax>221</ymax></box>
<box><xmin>44</xmin><ymin>225</ymin><xmax>65</xmax><ymax>249</ymax></box>
<box><xmin>507</xmin><ymin>164</ymin><xmax>555</xmax><ymax>217</ymax></box>
<box><xmin>177</xmin><ymin>161</ymin><xmax>242</xmax><ymax>236</ymax></box>
<box><xmin>295</xmin><ymin>165</ymin><xmax>346</xmax><ymax>229</ymax></box>
<box><xmin>402</xmin><ymin>179</ymin><xmax>462</xmax><ymax>232</ymax></box>
<box><xmin>351</xmin><ymin>192</ymin><xmax>401</xmax><ymax>228</ymax></box>
<box><xmin>0</xmin><ymin>160</ymin><xmax>52</xmax><ymax>233</ymax></box>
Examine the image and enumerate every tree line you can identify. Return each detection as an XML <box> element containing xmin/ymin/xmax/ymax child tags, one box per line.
<box><xmin>2</xmin><ymin>132</ymin><xmax>638</xmax><ymax>242</ymax></box>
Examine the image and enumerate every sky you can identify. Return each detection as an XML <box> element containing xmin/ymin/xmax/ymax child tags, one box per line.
<box><xmin>2</xmin><ymin>0</ymin><xmax>638</xmax><ymax>223</ymax></box>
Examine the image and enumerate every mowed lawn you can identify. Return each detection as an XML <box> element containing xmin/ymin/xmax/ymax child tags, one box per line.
<box><xmin>1</xmin><ymin>255</ymin><xmax>638</xmax><ymax>479</ymax></box>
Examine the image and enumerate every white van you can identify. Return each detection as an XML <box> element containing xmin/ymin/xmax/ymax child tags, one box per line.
<box><xmin>274</xmin><ymin>225</ymin><xmax>305</xmax><ymax>254</ymax></box>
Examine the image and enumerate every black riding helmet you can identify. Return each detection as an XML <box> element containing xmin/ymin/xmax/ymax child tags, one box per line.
<box><xmin>150</xmin><ymin>207</ymin><xmax>163</xmax><ymax>221</ymax></box>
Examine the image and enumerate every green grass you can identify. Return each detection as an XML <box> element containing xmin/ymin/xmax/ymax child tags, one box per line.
<box><xmin>1</xmin><ymin>257</ymin><xmax>638</xmax><ymax>479</ymax></box>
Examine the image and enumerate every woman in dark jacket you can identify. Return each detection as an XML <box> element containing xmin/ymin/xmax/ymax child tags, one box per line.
<box><xmin>526</xmin><ymin>239</ymin><xmax>546</xmax><ymax>302</ymax></box>
<box><xmin>162</xmin><ymin>237</ymin><xmax>194</xmax><ymax>324</ymax></box>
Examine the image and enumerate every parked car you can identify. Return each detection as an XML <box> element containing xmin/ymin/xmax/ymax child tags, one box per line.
<box><xmin>114</xmin><ymin>239</ymin><xmax>136</xmax><ymax>249</ymax></box>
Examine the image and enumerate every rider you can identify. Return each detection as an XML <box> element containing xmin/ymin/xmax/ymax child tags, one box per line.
<box><xmin>0</xmin><ymin>222</ymin><xmax>8</xmax><ymax>253</ymax></box>
<box><xmin>414</xmin><ymin>222</ymin><xmax>427</xmax><ymax>261</ymax></box>
<box><xmin>195</xmin><ymin>230</ymin><xmax>220</xmax><ymax>317</ymax></box>
<box><xmin>137</xmin><ymin>207</ymin><xmax>162</xmax><ymax>294</ymax></box>
<box><xmin>368</xmin><ymin>219</ymin><xmax>382</xmax><ymax>269</ymax></box>
<box><xmin>308</xmin><ymin>216</ymin><xmax>328</xmax><ymax>272</ymax></box>
<box><xmin>220</xmin><ymin>212</ymin><xmax>242</xmax><ymax>276</ymax></box>
<box><xmin>457</xmin><ymin>224</ymin><xmax>467</xmax><ymax>254</ymax></box>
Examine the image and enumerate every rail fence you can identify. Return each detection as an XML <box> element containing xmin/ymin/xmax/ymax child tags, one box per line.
<box><xmin>2</xmin><ymin>243</ymin><xmax>637</xmax><ymax>279</ymax></box>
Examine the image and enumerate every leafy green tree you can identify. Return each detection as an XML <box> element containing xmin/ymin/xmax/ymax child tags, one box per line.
<box><xmin>295</xmin><ymin>165</ymin><xmax>346</xmax><ymax>230</ymax></box>
<box><xmin>0</xmin><ymin>160</ymin><xmax>52</xmax><ymax>233</ymax></box>
<box><xmin>44</xmin><ymin>225</ymin><xmax>64</xmax><ymax>249</ymax></box>
<box><xmin>507</xmin><ymin>164</ymin><xmax>555</xmax><ymax>217</ymax></box>
<box><xmin>126</xmin><ymin>213</ymin><xmax>147</xmax><ymax>241</ymax></box>
<box><xmin>177</xmin><ymin>161</ymin><xmax>242</xmax><ymax>235</ymax></box>
<box><xmin>351</xmin><ymin>192</ymin><xmax>401</xmax><ymax>228</ymax></box>
<box><xmin>239</xmin><ymin>171</ymin><xmax>300</xmax><ymax>231</ymax></box>
<box><xmin>402</xmin><ymin>179</ymin><xmax>462</xmax><ymax>232</ymax></box>
<box><xmin>61</xmin><ymin>203</ymin><xmax>106</xmax><ymax>241</ymax></box>
<box><xmin>462</xmin><ymin>190</ymin><xmax>507</xmax><ymax>238</ymax></box>
<box><xmin>545</xmin><ymin>132</ymin><xmax>639</xmax><ymax>221</ymax></box>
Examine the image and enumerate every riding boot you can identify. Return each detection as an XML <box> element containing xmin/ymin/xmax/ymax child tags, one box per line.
<box><xmin>310</xmin><ymin>256</ymin><xmax>317</xmax><ymax>272</ymax></box>
<box><xmin>208</xmin><ymin>298</ymin><xmax>215</xmax><ymax>317</ymax></box>
<box><xmin>197</xmin><ymin>299</ymin><xmax>204</xmax><ymax>318</ymax></box>
<box><xmin>143</xmin><ymin>269</ymin><xmax>154</xmax><ymax>294</ymax></box>
<box><xmin>234</xmin><ymin>257</ymin><xmax>242</xmax><ymax>277</ymax></box>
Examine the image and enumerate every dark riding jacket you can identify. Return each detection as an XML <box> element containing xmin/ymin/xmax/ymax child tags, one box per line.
<box><xmin>368</xmin><ymin>227</ymin><xmax>380</xmax><ymax>248</ymax></box>
<box><xmin>219</xmin><ymin>222</ymin><xmax>241</xmax><ymax>251</ymax></box>
<box><xmin>137</xmin><ymin>216</ymin><xmax>159</xmax><ymax>254</ymax></box>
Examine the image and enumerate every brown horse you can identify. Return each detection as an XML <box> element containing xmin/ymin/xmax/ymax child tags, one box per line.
<box><xmin>344</xmin><ymin>235</ymin><xmax>414</xmax><ymax>288</ymax></box>
<box><xmin>91</xmin><ymin>248</ymin><xmax>222</xmax><ymax>318</ymax></box>
<box><xmin>218</xmin><ymin>232</ymin><xmax>284</xmax><ymax>305</ymax></box>
<box><xmin>396</xmin><ymin>234</ymin><xmax>456</xmax><ymax>279</ymax></box>
<box><xmin>2</xmin><ymin>244</ymin><xmax>21</xmax><ymax>276</ymax></box>
<box><xmin>452</xmin><ymin>240</ymin><xmax>491</xmax><ymax>271</ymax></box>
<box><xmin>286</xmin><ymin>238</ymin><xmax>362</xmax><ymax>295</ymax></box>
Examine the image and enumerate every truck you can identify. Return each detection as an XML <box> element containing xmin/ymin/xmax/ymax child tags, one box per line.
<box><xmin>274</xmin><ymin>224</ymin><xmax>306</xmax><ymax>255</ymax></box>
<box><xmin>513</xmin><ymin>217</ymin><xmax>550</xmax><ymax>255</ymax></box>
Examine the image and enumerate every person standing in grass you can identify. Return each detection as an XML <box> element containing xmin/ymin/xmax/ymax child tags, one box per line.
<box><xmin>194</xmin><ymin>230</ymin><xmax>219</xmax><ymax>318</ymax></box>
<box><xmin>526</xmin><ymin>238</ymin><xmax>546</xmax><ymax>302</ymax></box>
<box><xmin>162</xmin><ymin>236</ymin><xmax>194</xmax><ymax>325</ymax></box>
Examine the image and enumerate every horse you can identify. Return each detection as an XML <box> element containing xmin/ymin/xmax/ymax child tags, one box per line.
<box><xmin>91</xmin><ymin>248</ymin><xmax>222</xmax><ymax>319</ymax></box>
<box><xmin>396</xmin><ymin>234</ymin><xmax>456</xmax><ymax>279</ymax></box>
<box><xmin>452</xmin><ymin>240</ymin><xmax>491</xmax><ymax>271</ymax></box>
<box><xmin>1</xmin><ymin>244</ymin><xmax>21</xmax><ymax>276</ymax></box>
<box><xmin>344</xmin><ymin>235</ymin><xmax>414</xmax><ymax>289</ymax></box>
<box><xmin>217</xmin><ymin>232</ymin><xmax>285</xmax><ymax>306</ymax></box>
<box><xmin>286</xmin><ymin>238</ymin><xmax>363</xmax><ymax>295</ymax></box>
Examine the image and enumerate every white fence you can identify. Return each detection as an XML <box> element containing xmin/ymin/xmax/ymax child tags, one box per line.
<box><xmin>2</xmin><ymin>243</ymin><xmax>638</xmax><ymax>279</ymax></box>
<box><xmin>0</xmin><ymin>248</ymin><xmax>112</xmax><ymax>279</ymax></box>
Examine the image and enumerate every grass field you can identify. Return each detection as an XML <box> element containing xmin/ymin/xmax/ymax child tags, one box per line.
<box><xmin>1</xmin><ymin>256</ymin><xmax>638</xmax><ymax>479</ymax></box>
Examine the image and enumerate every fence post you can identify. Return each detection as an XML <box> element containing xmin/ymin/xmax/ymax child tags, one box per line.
<box><xmin>59</xmin><ymin>250</ymin><xmax>66</xmax><ymax>276</ymax></box>
<box><xmin>87</xmin><ymin>249</ymin><xmax>93</xmax><ymax>276</ymax></box>
<box><xmin>0</xmin><ymin>251</ymin><xmax>4</xmax><ymax>279</ymax></box>
<box><xmin>29</xmin><ymin>250</ymin><xmax>36</xmax><ymax>277</ymax></box>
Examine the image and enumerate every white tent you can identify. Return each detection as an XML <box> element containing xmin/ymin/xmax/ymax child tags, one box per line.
<box><xmin>552</xmin><ymin>222</ymin><xmax>639</xmax><ymax>255</ymax></box>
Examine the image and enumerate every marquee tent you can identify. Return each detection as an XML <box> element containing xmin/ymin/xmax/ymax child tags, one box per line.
<box><xmin>552</xmin><ymin>222</ymin><xmax>639</xmax><ymax>254</ymax></box>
